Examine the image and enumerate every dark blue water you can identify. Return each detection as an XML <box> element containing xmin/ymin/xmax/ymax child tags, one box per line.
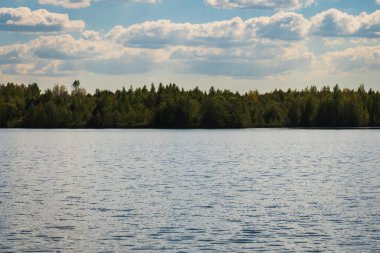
<box><xmin>0</xmin><ymin>129</ymin><xmax>379</xmax><ymax>252</ymax></box>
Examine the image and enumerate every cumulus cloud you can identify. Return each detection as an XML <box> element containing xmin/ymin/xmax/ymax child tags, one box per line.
<box><xmin>204</xmin><ymin>0</ymin><xmax>314</xmax><ymax>10</ymax></box>
<box><xmin>0</xmin><ymin>44</ymin><xmax>27</xmax><ymax>65</ymax></box>
<box><xmin>38</xmin><ymin>0</ymin><xmax>159</xmax><ymax>9</ymax></box>
<box><xmin>0</xmin><ymin>7</ymin><xmax>84</xmax><ymax>32</ymax></box>
<box><xmin>106</xmin><ymin>9</ymin><xmax>380</xmax><ymax>49</ymax></box>
<box><xmin>82</xmin><ymin>30</ymin><xmax>101</xmax><ymax>41</ymax></box>
<box><xmin>108</xmin><ymin>0</ymin><xmax>159</xmax><ymax>2</ymax></box>
<box><xmin>310</xmin><ymin>9</ymin><xmax>380</xmax><ymax>37</ymax></box>
<box><xmin>0</xmin><ymin>34</ymin><xmax>125</xmax><ymax>63</ymax></box>
<box><xmin>169</xmin><ymin>41</ymin><xmax>314</xmax><ymax>78</ymax></box>
<box><xmin>322</xmin><ymin>37</ymin><xmax>379</xmax><ymax>48</ymax></box>
<box><xmin>4</xmin><ymin>32</ymin><xmax>378</xmax><ymax>79</ymax></box>
<box><xmin>0</xmin><ymin>32</ymin><xmax>314</xmax><ymax>78</ymax></box>
<box><xmin>2</xmin><ymin>8</ymin><xmax>380</xmax><ymax>79</ymax></box>
<box><xmin>31</xmin><ymin>35</ymin><xmax>115</xmax><ymax>60</ymax></box>
<box><xmin>3</xmin><ymin>61</ymin><xmax>66</xmax><ymax>76</ymax></box>
<box><xmin>319</xmin><ymin>45</ymin><xmax>380</xmax><ymax>73</ymax></box>
<box><xmin>246</xmin><ymin>12</ymin><xmax>309</xmax><ymax>40</ymax></box>
<box><xmin>106</xmin><ymin>12</ymin><xmax>310</xmax><ymax>48</ymax></box>
<box><xmin>106</xmin><ymin>18</ymin><xmax>249</xmax><ymax>48</ymax></box>
<box><xmin>38</xmin><ymin>0</ymin><xmax>91</xmax><ymax>9</ymax></box>
<box><xmin>0</xmin><ymin>34</ymin><xmax>160</xmax><ymax>76</ymax></box>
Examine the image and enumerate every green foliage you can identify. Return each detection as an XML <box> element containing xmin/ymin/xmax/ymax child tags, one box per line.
<box><xmin>0</xmin><ymin>82</ymin><xmax>379</xmax><ymax>128</ymax></box>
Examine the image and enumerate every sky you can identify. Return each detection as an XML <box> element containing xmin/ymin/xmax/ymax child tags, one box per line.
<box><xmin>0</xmin><ymin>0</ymin><xmax>379</xmax><ymax>93</ymax></box>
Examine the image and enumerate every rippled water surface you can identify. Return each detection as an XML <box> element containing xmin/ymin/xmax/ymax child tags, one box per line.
<box><xmin>0</xmin><ymin>129</ymin><xmax>379</xmax><ymax>252</ymax></box>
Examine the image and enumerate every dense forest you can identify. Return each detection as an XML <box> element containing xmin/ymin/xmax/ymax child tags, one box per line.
<box><xmin>0</xmin><ymin>81</ymin><xmax>379</xmax><ymax>128</ymax></box>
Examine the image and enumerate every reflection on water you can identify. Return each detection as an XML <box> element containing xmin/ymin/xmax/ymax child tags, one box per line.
<box><xmin>0</xmin><ymin>129</ymin><xmax>379</xmax><ymax>252</ymax></box>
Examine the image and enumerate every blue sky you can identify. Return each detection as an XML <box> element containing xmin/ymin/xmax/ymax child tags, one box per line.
<box><xmin>0</xmin><ymin>0</ymin><xmax>379</xmax><ymax>92</ymax></box>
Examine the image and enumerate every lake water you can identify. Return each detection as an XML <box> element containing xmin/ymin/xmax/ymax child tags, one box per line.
<box><xmin>0</xmin><ymin>129</ymin><xmax>379</xmax><ymax>252</ymax></box>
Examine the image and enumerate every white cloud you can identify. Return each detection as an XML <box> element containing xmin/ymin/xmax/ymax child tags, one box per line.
<box><xmin>109</xmin><ymin>0</ymin><xmax>159</xmax><ymax>2</ymax></box>
<box><xmin>0</xmin><ymin>34</ymin><xmax>127</xmax><ymax>63</ymax></box>
<box><xmin>106</xmin><ymin>12</ymin><xmax>309</xmax><ymax>48</ymax></box>
<box><xmin>204</xmin><ymin>0</ymin><xmax>314</xmax><ymax>10</ymax></box>
<box><xmin>310</xmin><ymin>9</ymin><xmax>380</xmax><ymax>37</ymax></box>
<box><xmin>246</xmin><ymin>11</ymin><xmax>310</xmax><ymax>40</ymax></box>
<box><xmin>323</xmin><ymin>37</ymin><xmax>379</xmax><ymax>47</ymax></box>
<box><xmin>3</xmin><ymin>32</ymin><xmax>378</xmax><ymax>79</ymax></box>
<box><xmin>38</xmin><ymin>0</ymin><xmax>159</xmax><ymax>9</ymax></box>
<box><xmin>82</xmin><ymin>30</ymin><xmax>101</xmax><ymax>41</ymax></box>
<box><xmin>169</xmin><ymin>41</ymin><xmax>314</xmax><ymax>78</ymax></box>
<box><xmin>106</xmin><ymin>18</ymin><xmax>250</xmax><ymax>48</ymax></box>
<box><xmin>0</xmin><ymin>7</ymin><xmax>84</xmax><ymax>32</ymax></box>
<box><xmin>106</xmin><ymin>9</ymin><xmax>380</xmax><ymax>49</ymax></box>
<box><xmin>31</xmin><ymin>35</ymin><xmax>118</xmax><ymax>60</ymax></box>
<box><xmin>3</xmin><ymin>61</ymin><xmax>66</xmax><ymax>76</ymax></box>
<box><xmin>0</xmin><ymin>32</ymin><xmax>314</xmax><ymax>78</ymax></box>
<box><xmin>106</xmin><ymin>20</ymin><xmax>199</xmax><ymax>48</ymax></box>
<box><xmin>0</xmin><ymin>44</ymin><xmax>27</xmax><ymax>65</ymax></box>
<box><xmin>38</xmin><ymin>0</ymin><xmax>91</xmax><ymax>9</ymax></box>
<box><xmin>2</xmin><ymin>8</ymin><xmax>380</xmax><ymax>79</ymax></box>
<box><xmin>319</xmin><ymin>45</ymin><xmax>380</xmax><ymax>73</ymax></box>
<box><xmin>322</xmin><ymin>38</ymin><xmax>347</xmax><ymax>47</ymax></box>
<box><xmin>0</xmin><ymin>34</ymin><xmax>160</xmax><ymax>76</ymax></box>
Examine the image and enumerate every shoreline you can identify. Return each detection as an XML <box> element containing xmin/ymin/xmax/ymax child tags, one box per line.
<box><xmin>1</xmin><ymin>127</ymin><xmax>380</xmax><ymax>130</ymax></box>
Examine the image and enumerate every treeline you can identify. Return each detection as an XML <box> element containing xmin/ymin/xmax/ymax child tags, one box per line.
<box><xmin>0</xmin><ymin>81</ymin><xmax>379</xmax><ymax>128</ymax></box>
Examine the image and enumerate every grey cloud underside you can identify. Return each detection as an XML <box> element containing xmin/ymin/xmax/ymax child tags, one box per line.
<box><xmin>0</xmin><ymin>51</ymin><xmax>23</xmax><ymax>65</ymax></box>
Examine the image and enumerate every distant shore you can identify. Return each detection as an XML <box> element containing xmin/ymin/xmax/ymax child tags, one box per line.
<box><xmin>1</xmin><ymin>127</ymin><xmax>380</xmax><ymax>130</ymax></box>
<box><xmin>1</xmin><ymin>82</ymin><xmax>379</xmax><ymax>129</ymax></box>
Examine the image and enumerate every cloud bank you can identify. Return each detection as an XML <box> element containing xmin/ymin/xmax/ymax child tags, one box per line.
<box><xmin>1</xmin><ymin>8</ymin><xmax>379</xmax><ymax>80</ymax></box>
<box><xmin>204</xmin><ymin>0</ymin><xmax>315</xmax><ymax>10</ymax></box>
<box><xmin>106</xmin><ymin>9</ymin><xmax>380</xmax><ymax>50</ymax></box>
<box><xmin>0</xmin><ymin>7</ymin><xmax>84</xmax><ymax>32</ymax></box>
<box><xmin>310</xmin><ymin>9</ymin><xmax>380</xmax><ymax>37</ymax></box>
<box><xmin>38</xmin><ymin>0</ymin><xmax>159</xmax><ymax>9</ymax></box>
<box><xmin>106</xmin><ymin>12</ymin><xmax>310</xmax><ymax>48</ymax></box>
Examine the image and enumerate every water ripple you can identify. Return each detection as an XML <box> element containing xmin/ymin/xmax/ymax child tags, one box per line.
<box><xmin>0</xmin><ymin>129</ymin><xmax>379</xmax><ymax>252</ymax></box>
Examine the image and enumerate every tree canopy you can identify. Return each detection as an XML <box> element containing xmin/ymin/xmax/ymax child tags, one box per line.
<box><xmin>0</xmin><ymin>82</ymin><xmax>379</xmax><ymax>128</ymax></box>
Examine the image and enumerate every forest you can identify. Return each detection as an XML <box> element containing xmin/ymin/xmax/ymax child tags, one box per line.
<box><xmin>0</xmin><ymin>81</ymin><xmax>379</xmax><ymax>128</ymax></box>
